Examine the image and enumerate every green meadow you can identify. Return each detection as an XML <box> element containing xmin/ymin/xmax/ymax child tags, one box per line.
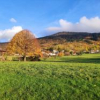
<box><xmin>0</xmin><ymin>54</ymin><xmax>100</xmax><ymax>100</ymax></box>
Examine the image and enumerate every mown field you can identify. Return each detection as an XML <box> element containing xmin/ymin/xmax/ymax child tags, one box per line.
<box><xmin>0</xmin><ymin>54</ymin><xmax>100</xmax><ymax>100</ymax></box>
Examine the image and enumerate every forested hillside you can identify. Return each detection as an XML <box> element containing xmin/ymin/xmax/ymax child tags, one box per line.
<box><xmin>39</xmin><ymin>32</ymin><xmax>100</xmax><ymax>52</ymax></box>
<box><xmin>0</xmin><ymin>32</ymin><xmax>100</xmax><ymax>54</ymax></box>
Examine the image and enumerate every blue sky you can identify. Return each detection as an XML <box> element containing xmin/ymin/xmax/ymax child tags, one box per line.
<box><xmin>0</xmin><ymin>0</ymin><xmax>100</xmax><ymax>41</ymax></box>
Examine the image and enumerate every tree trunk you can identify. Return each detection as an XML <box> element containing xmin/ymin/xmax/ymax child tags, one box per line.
<box><xmin>24</xmin><ymin>56</ymin><xmax>26</xmax><ymax>61</ymax></box>
<box><xmin>18</xmin><ymin>56</ymin><xmax>20</xmax><ymax>61</ymax></box>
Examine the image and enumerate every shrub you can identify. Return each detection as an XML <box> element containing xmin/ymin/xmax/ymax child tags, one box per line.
<box><xmin>58</xmin><ymin>52</ymin><xmax>64</xmax><ymax>57</ymax></box>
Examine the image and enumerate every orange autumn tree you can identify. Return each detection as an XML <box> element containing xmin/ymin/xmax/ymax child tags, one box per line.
<box><xmin>7</xmin><ymin>30</ymin><xmax>42</xmax><ymax>61</ymax></box>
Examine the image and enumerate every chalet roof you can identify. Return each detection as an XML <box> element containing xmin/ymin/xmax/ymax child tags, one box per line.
<box><xmin>0</xmin><ymin>42</ymin><xmax>8</xmax><ymax>52</ymax></box>
<box><xmin>0</xmin><ymin>50</ymin><xmax>6</xmax><ymax>52</ymax></box>
<box><xmin>0</xmin><ymin>48</ymin><xmax>6</xmax><ymax>52</ymax></box>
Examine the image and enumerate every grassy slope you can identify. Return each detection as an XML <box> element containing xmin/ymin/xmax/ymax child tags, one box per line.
<box><xmin>0</xmin><ymin>54</ymin><xmax>100</xmax><ymax>100</ymax></box>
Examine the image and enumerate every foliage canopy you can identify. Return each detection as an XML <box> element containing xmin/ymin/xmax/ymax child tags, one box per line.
<box><xmin>7</xmin><ymin>30</ymin><xmax>41</xmax><ymax>61</ymax></box>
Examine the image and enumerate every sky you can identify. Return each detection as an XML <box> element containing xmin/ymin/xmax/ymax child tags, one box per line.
<box><xmin>0</xmin><ymin>0</ymin><xmax>100</xmax><ymax>42</ymax></box>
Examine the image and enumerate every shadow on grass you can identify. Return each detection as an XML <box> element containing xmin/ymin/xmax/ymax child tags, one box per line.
<box><xmin>43</xmin><ymin>57</ymin><xmax>100</xmax><ymax>64</ymax></box>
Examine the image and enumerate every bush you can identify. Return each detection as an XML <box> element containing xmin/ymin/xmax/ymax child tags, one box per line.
<box><xmin>58</xmin><ymin>52</ymin><xmax>64</xmax><ymax>57</ymax></box>
<box><xmin>26</xmin><ymin>55</ymin><xmax>41</xmax><ymax>61</ymax></box>
<box><xmin>12</xmin><ymin>57</ymin><xmax>19</xmax><ymax>61</ymax></box>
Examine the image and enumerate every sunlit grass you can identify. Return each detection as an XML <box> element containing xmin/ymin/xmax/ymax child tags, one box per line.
<box><xmin>0</xmin><ymin>54</ymin><xmax>100</xmax><ymax>100</ymax></box>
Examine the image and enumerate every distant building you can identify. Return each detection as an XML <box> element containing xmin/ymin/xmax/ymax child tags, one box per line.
<box><xmin>0</xmin><ymin>48</ymin><xmax>6</xmax><ymax>56</ymax></box>
<box><xmin>53</xmin><ymin>50</ymin><xmax>59</xmax><ymax>54</ymax></box>
<box><xmin>0</xmin><ymin>42</ymin><xmax>8</xmax><ymax>51</ymax></box>
<box><xmin>0</xmin><ymin>43</ymin><xmax>8</xmax><ymax>56</ymax></box>
<box><xmin>90</xmin><ymin>50</ymin><xmax>100</xmax><ymax>54</ymax></box>
<box><xmin>49</xmin><ymin>53</ymin><xmax>56</xmax><ymax>56</ymax></box>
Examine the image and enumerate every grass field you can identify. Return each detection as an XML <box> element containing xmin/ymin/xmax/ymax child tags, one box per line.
<box><xmin>0</xmin><ymin>54</ymin><xmax>100</xmax><ymax>100</ymax></box>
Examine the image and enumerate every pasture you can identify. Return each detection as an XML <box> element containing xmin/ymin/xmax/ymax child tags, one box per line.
<box><xmin>0</xmin><ymin>54</ymin><xmax>100</xmax><ymax>100</ymax></box>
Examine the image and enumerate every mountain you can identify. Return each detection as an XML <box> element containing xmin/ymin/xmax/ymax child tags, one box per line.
<box><xmin>39</xmin><ymin>32</ymin><xmax>100</xmax><ymax>49</ymax></box>
<box><xmin>39</xmin><ymin>32</ymin><xmax>100</xmax><ymax>41</ymax></box>
<box><xmin>0</xmin><ymin>32</ymin><xmax>100</xmax><ymax>50</ymax></box>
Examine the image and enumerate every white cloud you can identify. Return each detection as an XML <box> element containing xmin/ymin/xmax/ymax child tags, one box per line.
<box><xmin>47</xmin><ymin>16</ymin><xmax>100</xmax><ymax>33</ymax></box>
<box><xmin>10</xmin><ymin>18</ymin><xmax>17</xmax><ymax>23</ymax></box>
<box><xmin>0</xmin><ymin>26</ymin><xmax>23</xmax><ymax>41</ymax></box>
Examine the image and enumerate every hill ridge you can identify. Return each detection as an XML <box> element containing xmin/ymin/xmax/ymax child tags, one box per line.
<box><xmin>0</xmin><ymin>31</ymin><xmax>100</xmax><ymax>50</ymax></box>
